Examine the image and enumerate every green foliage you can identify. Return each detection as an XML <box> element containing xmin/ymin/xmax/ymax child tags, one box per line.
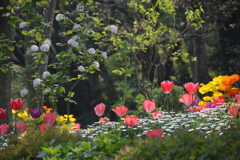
<box><xmin>114</xmin><ymin>128</ymin><xmax>240</xmax><ymax>160</ymax></box>
<box><xmin>0</xmin><ymin>127</ymin><xmax>87</xmax><ymax>160</ymax></box>
<box><xmin>36</xmin><ymin>130</ymin><xmax>129</xmax><ymax>160</ymax></box>
<box><xmin>152</xmin><ymin>85</ymin><xmax>186</xmax><ymax>112</ymax></box>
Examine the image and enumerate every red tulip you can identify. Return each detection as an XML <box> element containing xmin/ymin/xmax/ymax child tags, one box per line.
<box><xmin>160</xmin><ymin>81</ymin><xmax>174</xmax><ymax>93</ymax></box>
<box><xmin>15</xmin><ymin>122</ymin><xmax>27</xmax><ymax>134</ymax></box>
<box><xmin>0</xmin><ymin>108</ymin><xmax>6</xmax><ymax>120</ymax></box>
<box><xmin>124</xmin><ymin>115</ymin><xmax>138</xmax><ymax>127</ymax></box>
<box><xmin>72</xmin><ymin>123</ymin><xmax>81</xmax><ymax>133</ymax></box>
<box><xmin>112</xmin><ymin>106</ymin><xmax>128</xmax><ymax>116</ymax></box>
<box><xmin>99</xmin><ymin>117</ymin><xmax>110</xmax><ymax>124</ymax></box>
<box><xmin>94</xmin><ymin>103</ymin><xmax>106</xmax><ymax>116</ymax></box>
<box><xmin>142</xmin><ymin>100</ymin><xmax>156</xmax><ymax>113</ymax></box>
<box><xmin>235</xmin><ymin>94</ymin><xmax>240</xmax><ymax>105</ymax></box>
<box><xmin>0</xmin><ymin>123</ymin><xmax>9</xmax><ymax>135</ymax></box>
<box><xmin>10</xmin><ymin>98</ymin><xmax>25</xmax><ymax>110</ymax></box>
<box><xmin>146</xmin><ymin>129</ymin><xmax>163</xmax><ymax>139</ymax></box>
<box><xmin>228</xmin><ymin>106</ymin><xmax>238</xmax><ymax>118</ymax></box>
<box><xmin>189</xmin><ymin>106</ymin><xmax>208</xmax><ymax>113</ymax></box>
<box><xmin>152</xmin><ymin>110</ymin><xmax>164</xmax><ymax>120</ymax></box>
<box><xmin>44</xmin><ymin>113</ymin><xmax>56</xmax><ymax>125</ymax></box>
<box><xmin>39</xmin><ymin>124</ymin><xmax>51</xmax><ymax>132</ymax></box>
<box><xmin>183</xmin><ymin>82</ymin><xmax>199</xmax><ymax>94</ymax></box>
<box><xmin>179</xmin><ymin>94</ymin><xmax>196</xmax><ymax>106</ymax></box>
<box><xmin>213</xmin><ymin>97</ymin><xmax>225</xmax><ymax>106</ymax></box>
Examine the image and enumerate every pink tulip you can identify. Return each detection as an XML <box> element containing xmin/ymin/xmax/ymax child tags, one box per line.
<box><xmin>0</xmin><ymin>108</ymin><xmax>6</xmax><ymax>120</ymax></box>
<box><xmin>213</xmin><ymin>97</ymin><xmax>225</xmax><ymax>106</ymax></box>
<box><xmin>99</xmin><ymin>117</ymin><xmax>110</xmax><ymax>124</ymax></box>
<box><xmin>15</xmin><ymin>122</ymin><xmax>27</xmax><ymax>134</ymax></box>
<box><xmin>124</xmin><ymin>115</ymin><xmax>138</xmax><ymax>127</ymax></box>
<box><xmin>44</xmin><ymin>113</ymin><xmax>56</xmax><ymax>125</ymax></box>
<box><xmin>112</xmin><ymin>106</ymin><xmax>128</xmax><ymax>116</ymax></box>
<box><xmin>10</xmin><ymin>98</ymin><xmax>25</xmax><ymax>110</ymax></box>
<box><xmin>39</xmin><ymin>124</ymin><xmax>51</xmax><ymax>132</ymax></box>
<box><xmin>160</xmin><ymin>81</ymin><xmax>174</xmax><ymax>93</ymax></box>
<box><xmin>152</xmin><ymin>110</ymin><xmax>164</xmax><ymax>120</ymax></box>
<box><xmin>235</xmin><ymin>94</ymin><xmax>240</xmax><ymax>105</ymax></box>
<box><xmin>0</xmin><ymin>123</ymin><xmax>8</xmax><ymax>135</ymax></box>
<box><xmin>94</xmin><ymin>103</ymin><xmax>106</xmax><ymax>116</ymax></box>
<box><xmin>142</xmin><ymin>100</ymin><xmax>156</xmax><ymax>113</ymax></box>
<box><xmin>179</xmin><ymin>94</ymin><xmax>196</xmax><ymax>106</ymax></box>
<box><xmin>183</xmin><ymin>82</ymin><xmax>199</xmax><ymax>94</ymax></box>
<box><xmin>146</xmin><ymin>129</ymin><xmax>163</xmax><ymax>139</ymax></box>
<box><xmin>228</xmin><ymin>106</ymin><xmax>238</xmax><ymax>118</ymax></box>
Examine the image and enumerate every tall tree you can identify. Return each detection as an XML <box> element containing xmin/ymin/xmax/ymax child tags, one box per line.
<box><xmin>0</xmin><ymin>0</ymin><xmax>12</xmax><ymax>123</ymax></box>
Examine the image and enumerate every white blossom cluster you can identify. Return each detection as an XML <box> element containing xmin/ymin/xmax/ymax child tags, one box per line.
<box><xmin>19</xmin><ymin>22</ymin><xmax>27</xmax><ymax>29</ymax></box>
<box><xmin>76</xmin><ymin>4</ymin><xmax>84</xmax><ymax>12</ymax></box>
<box><xmin>40</xmin><ymin>44</ymin><xmax>50</xmax><ymax>52</ymax></box>
<box><xmin>78</xmin><ymin>65</ymin><xmax>85</xmax><ymax>72</ymax></box>
<box><xmin>73</xmin><ymin>24</ymin><xmax>81</xmax><ymax>30</ymax></box>
<box><xmin>68</xmin><ymin>39</ymin><xmax>79</xmax><ymax>47</ymax></box>
<box><xmin>30</xmin><ymin>45</ymin><xmax>39</xmax><ymax>52</ymax></box>
<box><xmin>42</xmin><ymin>71</ymin><xmax>51</xmax><ymax>79</ymax></box>
<box><xmin>88</xmin><ymin>48</ymin><xmax>96</xmax><ymax>54</ymax></box>
<box><xmin>92</xmin><ymin>61</ymin><xmax>100</xmax><ymax>69</ymax></box>
<box><xmin>101</xmin><ymin>52</ymin><xmax>107</xmax><ymax>59</ymax></box>
<box><xmin>33</xmin><ymin>78</ymin><xmax>41</xmax><ymax>87</ymax></box>
<box><xmin>110</xmin><ymin>25</ymin><xmax>118</xmax><ymax>34</ymax></box>
<box><xmin>20</xmin><ymin>88</ymin><xmax>28</xmax><ymax>97</ymax></box>
<box><xmin>55</xmin><ymin>14</ymin><xmax>66</xmax><ymax>21</ymax></box>
<box><xmin>39</xmin><ymin>39</ymin><xmax>51</xmax><ymax>52</ymax></box>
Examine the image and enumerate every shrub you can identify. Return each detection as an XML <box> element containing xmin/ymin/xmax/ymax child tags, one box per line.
<box><xmin>0</xmin><ymin>127</ymin><xmax>87</xmax><ymax>159</ymax></box>
<box><xmin>114</xmin><ymin>128</ymin><xmax>240</xmax><ymax>160</ymax></box>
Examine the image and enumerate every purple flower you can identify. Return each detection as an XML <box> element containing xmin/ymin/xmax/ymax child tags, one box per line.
<box><xmin>189</xmin><ymin>99</ymin><xmax>199</xmax><ymax>107</ymax></box>
<box><xmin>30</xmin><ymin>108</ymin><xmax>42</xmax><ymax>118</ymax></box>
<box><xmin>206</xmin><ymin>102</ymin><xmax>216</xmax><ymax>108</ymax></box>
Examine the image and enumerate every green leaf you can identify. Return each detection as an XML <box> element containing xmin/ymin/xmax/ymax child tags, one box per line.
<box><xmin>7</xmin><ymin>45</ymin><xmax>14</xmax><ymax>51</ymax></box>
<box><xmin>35</xmin><ymin>32</ymin><xmax>41</xmax><ymax>42</ymax></box>
<box><xmin>21</xmin><ymin>30</ymin><xmax>29</xmax><ymax>36</ymax></box>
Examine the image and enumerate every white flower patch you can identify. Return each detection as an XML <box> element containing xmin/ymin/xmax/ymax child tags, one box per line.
<box><xmin>20</xmin><ymin>88</ymin><xmax>28</xmax><ymax>97</ymax></box>
<box><xmin>101</xmin><ymin>52</ymin><xmax>107</xmax><ymax>59</ymax></box>
<box><xmin>88</xmin><ymin>48</ymin><xmax>96</xmax><ymax>54</ymax></box>
<box><xmin>42</xmin><ymin>71</ymin><xmax>51</xmax><ymax>79</ymax></box>
<box><xmin>55</xmin><ymin>14</ymin><xmax>65</xmax><ymax>21</ymax></box>
<box><xmin>77</xmin><ymin>65</ymin><xmax>85</xmax><ymax>72</ymax></box>
<box><xmin>73</xmin><ymin>24</ymin><xmax>81</xmax><ymax>30</ymax></box>
<box><xmin>68</xmin><ymin>39</ymin><xmax>79</xmax><ymax>47</ymax></box>
<box><xmin>33</xmin><ymin>78</ymin><xmax>41</xmax><ymax>87</ymax></box>
<box><xmin>19</xmin><ymin>22</ymin><xmax>27</xmax><ymax>29</ymax></box>
<box><xmin>30</xmin><ymin>45</ymin><xmax>39</xmax><ymax>52</ymax></box>
<box><xmin>40</xmin><ymin>44</ymin><xmax>50</xmax><ymax>52</ymax></box>
<box><xmin>76</xmin><ymin>4</ymin><xmax>84</xmax><ymax>12</ymax></box>
<box><xmin>43</xmin><ymin>39</ymin><xmax>51</xmax><ymax>46</ymax></box>
<box><xmin>110</xmin><ymin>25</ymin><xmax>118</xmax><ymax>34</ymax></box>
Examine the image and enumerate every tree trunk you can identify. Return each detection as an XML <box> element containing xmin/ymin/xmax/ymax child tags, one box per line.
<box><xmin>0</xmin><ymin>0</ymin><xmax>12</xmax><ymax>124</ymax></box>
<box><xmin>25</xmin><ymin>0</ymin><xmax>57</xmax><ymax>110</ymax></box>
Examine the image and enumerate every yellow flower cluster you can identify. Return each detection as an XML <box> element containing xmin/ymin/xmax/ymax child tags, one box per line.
<box><xmin>199</xmin><ymin>74</ymin><xmax>240</xmax><ymax>102</ymax></box>
<box><xmin>199</xmin><ymin>75</ymin><xmax>224</xmax><ymax>102</ymax></box>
